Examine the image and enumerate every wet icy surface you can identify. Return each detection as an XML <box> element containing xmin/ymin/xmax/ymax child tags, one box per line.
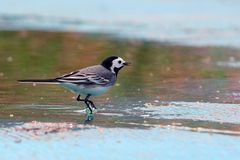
<box><xmin>138</xmin><ymin>101</ymin><xmax>240</xmax><ymax>124</ymax></box>
<box><xmin>0</xmin><ymin>122</ymin><xmax>240</xmax><ymax>160</ymax></box>
<box><xmin>1</xmin><ymin>99</ymin><xmax>240</xmax><ymax>136</ymax></box>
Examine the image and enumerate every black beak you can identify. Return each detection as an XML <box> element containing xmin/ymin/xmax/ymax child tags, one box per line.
<box><xmin>123</xmin><ymin>62</ymin><xmax>131</xmax><ymax>66</ymax></box>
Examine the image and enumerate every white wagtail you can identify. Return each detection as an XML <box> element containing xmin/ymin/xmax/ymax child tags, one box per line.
<box><xmin>18</xmin><ymin>56</ymin><xmax>130</xmax><ymax>117</ymax></box>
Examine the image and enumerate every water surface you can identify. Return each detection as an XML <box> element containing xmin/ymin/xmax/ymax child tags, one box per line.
<box><xmin>0</xmin><ymin>31</ymin><xmax>240</xmax><ymax>159</ymax></box>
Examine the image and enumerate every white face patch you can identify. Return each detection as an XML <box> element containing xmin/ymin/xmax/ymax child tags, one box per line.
<box><xmin>110</xmin><ymin>57</ymin><xmax>126</xmax><ymax>74</ymax></box>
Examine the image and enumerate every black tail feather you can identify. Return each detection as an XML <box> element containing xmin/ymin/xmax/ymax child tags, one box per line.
<box><xmin>18</xmin><ymin>79</ymin><xmax>59</xmax><ymax>84</ymax></box>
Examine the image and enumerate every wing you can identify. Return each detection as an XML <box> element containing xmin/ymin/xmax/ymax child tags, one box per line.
<box><xmin>56</xmin><ymin>71</ymin><xmax>110</xmax><ymax>85</ymax></box>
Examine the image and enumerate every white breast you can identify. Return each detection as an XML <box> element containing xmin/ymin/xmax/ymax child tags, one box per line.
<box><xmin>61</xmin><ymin>83</ymin><xmax>112</xmax><ymax>96</ymax></box>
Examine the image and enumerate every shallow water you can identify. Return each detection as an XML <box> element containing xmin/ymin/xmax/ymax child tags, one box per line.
<box><xmin>0</xmin><ymin>31</ymin><xmax>240</xmax><ymax>159</ymax></box>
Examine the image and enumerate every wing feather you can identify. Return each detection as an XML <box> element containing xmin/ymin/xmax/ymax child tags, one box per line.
<box><xmin>56</xmin><ymin>72</ymin><xmax>109</xmax><ymax>85</ymax></box>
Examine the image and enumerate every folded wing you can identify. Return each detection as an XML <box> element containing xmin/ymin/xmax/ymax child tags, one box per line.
<box><xmin>56</xmin><ymin>72</ymin><xmax>109</xmax><ymax>85</ymax></box>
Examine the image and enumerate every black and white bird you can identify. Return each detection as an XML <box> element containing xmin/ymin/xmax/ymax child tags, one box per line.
<box><xmin>18</xmin><ymin>56</ymin><xmax>130</xmax><ymax>117</ymax></box>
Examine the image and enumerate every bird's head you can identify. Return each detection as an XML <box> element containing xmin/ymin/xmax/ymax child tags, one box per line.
<box><xmin>101</xmin><ymin>56</ymin><xmax>130</xmax><ymax>75</ymax></box>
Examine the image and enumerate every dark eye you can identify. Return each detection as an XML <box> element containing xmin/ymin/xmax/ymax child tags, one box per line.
<box><xmin>118</xmin><ymin>60</ymin><xmax>121</xmax><ymax>64</ymax></box>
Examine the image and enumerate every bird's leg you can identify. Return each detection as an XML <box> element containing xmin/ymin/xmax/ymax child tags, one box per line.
<box><xmin>84</xmin><ymin>101</ymin><xmax>93</xmax><ymax>114</ymax></box>
<box><xmin>84</xmin><ymin>94</ymin><xmax>95</xmax><ymax>121</ymax></box>
<box><xmin>84</xmin><ymin>94</ymin><xmax>93</xmax><ymax>114</ymax></box>
<box><xmin>88</xmin><ymin>101</ymin><xmax>96</xmax><ymax>109</ymax></box>
<box><xmin>85</xmin><ymin>94</ymin><xmax>97</xmax><ymax>118</ymax></box>
<box><xmin>76</xmin><ymin>94</ymin><xmax>93</xmax><ymax>114</ymax></box>
<box><xmin>85</xmin><ymin>94</ymin><xmax>97</xmax><ymax>109</ymax></box>
<box><xmin>76</xmin><ymin>94</ymin><xmax>84</xmax><ymax>101</ymax></box>
<box><xmin>87</xmin><ymin>99</ymin><xmax>97</xmax><ymax>109</ymax></box>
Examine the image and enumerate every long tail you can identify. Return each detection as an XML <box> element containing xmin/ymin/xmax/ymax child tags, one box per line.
<box><xmin>18</xmin><ymin>79</ymin><xmax>60</xmax><ymax>84</ymax></box>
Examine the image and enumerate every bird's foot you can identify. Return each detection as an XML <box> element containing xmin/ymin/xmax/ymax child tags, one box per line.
<box><xmin>85</xmin><ymin>106</ymin><xmax>96</xmax><ymax>122</ymax></box>
<box><xmin>86</xmin><ymin>114</ymin><xmax>94</xmax><ymax>121</ymax></box>
<box><xmin>85</xmin><ymin>106</ymin><xmax>97</xmax><ymax>115</ymax></box>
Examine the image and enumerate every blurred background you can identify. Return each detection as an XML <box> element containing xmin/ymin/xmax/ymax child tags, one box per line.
<box><xmin>1</xmin><ymin>0</ymin><xmax>240</xmax><ymax>47</ymax></box>
<box><xmin>0</xmin><ymin>1</ymin><xmax>240</xmax><ymax>160</ymax></box>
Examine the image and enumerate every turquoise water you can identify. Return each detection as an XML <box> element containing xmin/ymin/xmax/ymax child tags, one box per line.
<box><xmin>1</xmin><ymin>125</ymin><xmax>240</xmax><ymax>160</ymax></box>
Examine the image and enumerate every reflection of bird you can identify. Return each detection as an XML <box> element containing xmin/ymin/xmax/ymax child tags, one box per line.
<box><xmin>18</xmin><ymin>56</ymin><xmax>130</xmax><ymax>119</ymax></box>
